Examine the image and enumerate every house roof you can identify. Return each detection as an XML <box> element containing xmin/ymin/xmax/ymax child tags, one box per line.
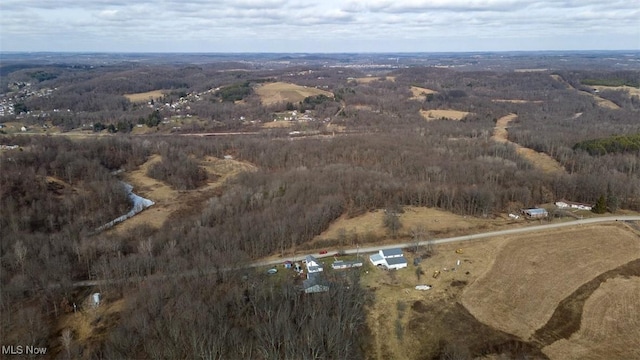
<box><xmin>303</xmin><ymin>272</ymin><xmax>327</xmax><ymax>289</ymax></box>
<box><xmin>381</xmin><ymin>248</ymin><xmax>403</xmax><ymax>257</ymax></box>
<box><xmin>386</xmin><ymin>256</ymin><xmax>408</xmax><ymax>266</ymax></box>
<box><xmin>370</xmin><ymin>253</ymin><xmax>384</xmax><ymax>262</ymax></box>
<box><xmin>306</xmin><ymin>255</ymin><xmax>319</xmax><ymax>264</ymax></box>
<box><xmin>524</xmin><ymin>208</ymin><xmax>547</xmax><ymax>214</ymax></box>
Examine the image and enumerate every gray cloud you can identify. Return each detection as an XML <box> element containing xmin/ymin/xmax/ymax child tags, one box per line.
<box><xmin>0</xmin><ymin>0</ymin><xmax>637</xmax><ymax>52</ymax></box>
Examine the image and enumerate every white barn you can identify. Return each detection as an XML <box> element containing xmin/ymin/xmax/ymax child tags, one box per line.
<box><xmin>369</xmin><ymin>248</ymin><xmax>408</xmax><ymax>270</ymax></box>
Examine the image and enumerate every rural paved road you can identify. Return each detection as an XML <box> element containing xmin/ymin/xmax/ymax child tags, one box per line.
<box><xmin>70</xmin><ymin>215</ymin><xmax>640</xmax><ymax>288</ymax></box>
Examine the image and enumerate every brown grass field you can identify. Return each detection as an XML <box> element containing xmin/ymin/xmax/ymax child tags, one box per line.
<box><xmin>254</xmin><ymin>82</ymin><xmax>333</xmax><ymax>105</ymax></box>
<box><xmin>359</xmin><ymin>221</ymin><xmax>640</xmax><ymax>359</ymax></box>
<box><xmin>113</xmin><ymin>155</ymin><xmax>256</xmax><ymax>233</ymax></box>
<box><xmin>492</xmin><ymin>99</ymin><xmax>543</xmax><ymax>104</ymax></box>
<box><xmin>420</xmin><ymin>109</ymin><xmax>470</xmax><ymax>121</ymax></box>
<box><xmin>312</xmin><ymin>207</ymin><xmax>516</xmax><ymax>247</ymax></box>
<box><xmin>410</xmin><ymin>86</ymin><xmax>438</xmax><ymax>100</ymax></box>
<box><xmin>262</xmin><ymin>120</ymin><xmax>294</xmax><ymax>128</ymax></box>
<box><xmin>460</xmin><ymin>224</ymin><xmax>640</xmax><ymax>340</ymax></box>
<box><xmin>591</xmin><ymin>85</ymin><xmax>640</xmax><ymax>99</ymax></box>
<box><xmin>123</xmin><ymin>90</ymin><xmax>165</xmax><ymax>103</ymax></box>
<box><xmin>362</xmin><ymin>236</ymin><xmax>510</xmax><ymax>360</ymax></box>
<box><xmin>492</xmin><ymin>114</ymin><xmax>565</xmax><ymax>174</ymax></box>
<box><xmin>542</xmin><ymin>277</ymin><xmax>640</xmax><ymax>360</ymax></box>
<box><xmin>355</xmin><ymin>76</ymin><xmax>396</xmax><ymax>84</ymax></box>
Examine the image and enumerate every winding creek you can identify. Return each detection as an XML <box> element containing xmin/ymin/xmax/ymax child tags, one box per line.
<box><xmin>96</xmin><ymin>183</ymin><xmax>154</xmax><ymax>232</ymax></box>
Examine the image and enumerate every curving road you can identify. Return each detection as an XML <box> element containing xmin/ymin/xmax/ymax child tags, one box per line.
<box><xmin>70</xmin><ymin>215</ymin><xmax>640</xmax><ymax>288</ymax></box>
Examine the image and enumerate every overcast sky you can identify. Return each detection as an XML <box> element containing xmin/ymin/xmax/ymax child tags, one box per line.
<box><xmin>1</xmin><ymin>0</ymin><xmax>638</xmax><ymax>52</ymax></box>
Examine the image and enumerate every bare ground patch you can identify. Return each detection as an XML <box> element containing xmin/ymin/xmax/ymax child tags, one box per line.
<box><xmin>461</xmin><ymin>224</ymin><xmax>640</xmax><ymax>340</ymax></box>
<box><xmin>123</xmin><ymin>90</ymin><xmax>165</xmax><ymax>103</ymax></box>
<box><xmin>254</xmin><ymin>82</ymin><xmax>333</xmax><ymax>106</ymax></box>
<box><xmin>420</xmin><ymin>109</ymin><xmax>470</xmax><ymax>121</ymax></box>
<box><xmin>541</xmin><ymin>270</ymin><xmax>640</xmax><ymax>360</ymax></box>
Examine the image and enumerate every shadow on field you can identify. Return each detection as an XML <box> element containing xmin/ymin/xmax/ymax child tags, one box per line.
<box><xmin>532</xmin><ymin>257</ymin><xmax>640</xmax><ymax>346</ymax></box>
<box><xmin>409</xmin><ymin>301</ymin><xmax>547</xmax><ymax>360</ymax></box>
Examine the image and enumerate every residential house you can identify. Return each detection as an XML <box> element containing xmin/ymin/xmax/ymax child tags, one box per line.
<box><xmin>303</xmin><ymin>255</ymin><xmax>328</xmax><ymax>293</ymax></box>
<box><xmin>331</xmin><ymin>260</ymin><xmax>363</xmax><ymax>270</ymax></box>
<box><xmin>555</xmin><ymin>200</ymin><xmax>592</xmax><ymax>211</ymax></box>
<box><xmin>369</xmin><ymin>248</ymin><xmax>408</xmax><ymax>270</ymax></box>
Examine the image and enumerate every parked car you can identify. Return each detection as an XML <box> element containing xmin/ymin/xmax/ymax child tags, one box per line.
<box><xmin>319</xmin><ymin>250</ymin><xmax>328</xmax><ymax>255</ymax></box>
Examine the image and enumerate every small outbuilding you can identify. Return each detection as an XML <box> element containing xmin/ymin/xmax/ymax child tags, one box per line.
<box><xmin>522</xmin><ymin>208</ymin><xmax>548</xmax><ymax>218</ymax></box>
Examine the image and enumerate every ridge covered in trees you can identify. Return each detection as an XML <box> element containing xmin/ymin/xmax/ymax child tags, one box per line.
<box><xmin>2</xmin><ymin>54</ymin><xmax>640</xmax><ymax>359</ymax></box>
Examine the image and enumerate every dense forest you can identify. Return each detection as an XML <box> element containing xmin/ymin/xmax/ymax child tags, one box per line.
<box><xmin>1</xmin><ymin>55</ymin><xmax>639</xmax><ymax>359</ymax></box>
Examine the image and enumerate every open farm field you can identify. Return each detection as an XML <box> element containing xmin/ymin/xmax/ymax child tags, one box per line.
<box><xmin>420</xmin><ymin>109</ymin><xmax>470</xmax><ymax>121</ymax></box>
<box><xmin>362</xmin><ymin>235</ymin><xmax>539</xmax><ymax>359</ymax></box>
<box><xmin>542</xmin><ymin>276</ymin><xmax>640</xmax><ymax>360</ymax></box>
<box><xmin>254</xmin><ymin>82</ymin><xmax>333</xmax><ymax>105</ymax></box>
<box><xmin>461</xmin><ymin>224</ymin><xmax>640</xmax><ymax>340</ymax></box>
<box><xmin>363</xmin><ymin>222</ymin><xmax>640</xmax><ymax>359</ymax></box>
<box><xmin>123</xmin><ymin>90</ymin><xmax>165</xmax><ymax>103</ymax></box>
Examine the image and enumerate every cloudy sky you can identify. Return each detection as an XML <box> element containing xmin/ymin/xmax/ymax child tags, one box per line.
<box><xmin>1</xmin><ymin>0</ymin><xmax>638</xmax><ymax>52</ymax></box>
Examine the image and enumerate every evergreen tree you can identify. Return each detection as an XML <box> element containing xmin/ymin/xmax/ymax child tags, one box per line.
<box><xmin>592</xmin><ymin>195</ymin><xmax>607</xmax><ymax>214</ymax></box>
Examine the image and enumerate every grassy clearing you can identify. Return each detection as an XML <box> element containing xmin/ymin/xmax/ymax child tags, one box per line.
<box><xmin>550</xmin><ymin>75</ymin><xmax>620</xmax><ymax>109</ymax></box>
<box><xmin>409</xmin><ymin>86</ymin><xmax>437</xmax><ymax>100</ymax></box>
<box><xmin>492</xmin><ymin>99</ymin><xmax>543</xmax><ymax>104</ymax></box>
<box><xmin>254</xmin><ymin>82</ymin><xmax>333</xmax><ymax>105</ymax></box>
<box><xmin>492</xmin><ymin>114</ymin><xmax>565</xmax><ymax>174</ymax></box>
<box><xmin>420</xmin><ymin>109</ymin><xmax>470</xmax><ymax>121</ymax></box>
<box><xmin>113</xmin><ymin>155</ymin><xmax>256</xmax><ymax>233</ymax></box>
<box><xmin>355</xmin><ymin>76</ymin><xmax>395</xmax><ymax>84</ymax></box>
<box><xmin>542</xmin><ymin>276</ymin><xmax>640</xmax><ymax>360</ymax></box>
<box><xmin>53</xmin><ymin>295</ymin><xmax>125</xmax><ymax>358</ymax></box>
<box><xmin>312</xmin><ymin>207</ymin><xmax>512</xmax><ymax>247</ymax></box>
<box><xmin>123</xmin><ymin>90</ymin><xmax>165</xmax><ymax>103</ymax></box>
<box><xmin>461</xmin><ymin>224</ymin><xmax>640</xmax><ymax>340</ymax></box>
<box><xmin>591</xmin><ymin>85</ymin><xmax>640</xmax><ymax>98</ymax></box>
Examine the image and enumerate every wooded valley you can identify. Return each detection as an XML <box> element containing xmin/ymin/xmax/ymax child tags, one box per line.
<box><xmin>1</xmin><ymin>52</ymin><xmax>639</xmax><ymax>359</ymax></box>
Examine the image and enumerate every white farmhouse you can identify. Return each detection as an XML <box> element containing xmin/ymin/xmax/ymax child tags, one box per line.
<box><xmin>369</xmin><ymin>248</ymin><xmax>408</xmax><ymax>270</ymax></box>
